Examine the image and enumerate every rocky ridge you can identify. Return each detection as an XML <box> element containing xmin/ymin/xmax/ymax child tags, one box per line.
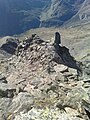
<box><xmin>0</xmin><ymin>33</ymin><xmax>90</xmax><ymax>120</ymax></box>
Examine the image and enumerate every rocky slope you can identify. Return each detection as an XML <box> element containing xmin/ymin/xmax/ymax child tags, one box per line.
<box><xmin>0</xmin><ymin>33</ymin><xmax>90</xmax><ymax>120</ymax></box>
<box><xmin>64</xmin><ymin>0</ymin><xmax>90</xmax><ymax>27</ymax></box>
<box><xmin>40</xmin><ymin>0</ymin><xmax>85</xmax><ymax>27</ymax></box>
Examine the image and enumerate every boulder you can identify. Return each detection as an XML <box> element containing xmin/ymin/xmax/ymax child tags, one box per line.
<box><xmin>0</xmin><ymin>98</ymin><xmax>11</xmax><ymax>119</ymax></box>
<box><xmin>9</xmin><ymin>92</ymin><xmax>34</xmax><ymax>115</ymax></box>
<box><xmin>54</xmin><ymin>64</ymin><xmax>68</xmax><ymax>73</ymax></box>
<box><xmin>63</xmin><ymin>87</ymin><xmax>89</xmax><ymax>111</ymax></box>
<box><xmin>68</xmin><ymin>68</ymin><xmax>77</xmax><ymax>76</ymax></box>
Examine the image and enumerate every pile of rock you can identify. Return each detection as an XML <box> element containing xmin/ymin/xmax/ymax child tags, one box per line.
<box><xmin>0</xmin><ymin>33</ymin><xmax>90</xmax><ymax>120</ymax></box>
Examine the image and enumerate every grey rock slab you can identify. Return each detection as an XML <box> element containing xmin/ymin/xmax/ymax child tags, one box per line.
<box><xmin>9</xmin><ymin>92</ymin><xmax>34</xmax><ymax>115</ymax></box>
<box><xmin>0</xmin><ymin>98</ymin><xmax>11</xmax><ymax>119</ymax></box>
<box><xmin>68</xmin><ymin>68</ymin><xmax>78</xmax><ymax>77</ymax></box>
<box><xmin>54</xmin><ymin>64</ymin><xmax>68</xmax><ymax>73</ymax></box>
<box><xmin>0</xmin><ymin>98</ymin><xmax>11</xmax><ymax>111</ymax></box>
<box><xmin>63</xmin><ymin>87</ymin><xmax>89</xmax><ymax>111</ymax></box>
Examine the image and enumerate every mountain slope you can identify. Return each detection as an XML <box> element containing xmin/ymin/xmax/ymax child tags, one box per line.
<box><xmin>40</xmin><ymin>0</ymin><xmax>85</xmax><ymax>27</ymax></box>
<box><xmin>64</xmin><ymin>0</ymin><xmax>90</xmax><ymax>27</ymax></box>
<box><xmin>0</xmin><ymin>0</ymin><xmax>50</xmax><ymax>36</ymax></box>
<box><xmin>0</xmin><ymin>0</ymin><xmax>90</xmax><ymax>36</ymax></box>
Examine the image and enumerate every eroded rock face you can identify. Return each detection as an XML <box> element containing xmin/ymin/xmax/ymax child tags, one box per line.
<box><xmin>0</xmin><ymin>34</ymin><xmax>90</xmax><ymax>120</ymax></box>
<box><xmin>0</xmin><ymin>37</ymin><xmax>19</xmax><ymax>63</ymax></box>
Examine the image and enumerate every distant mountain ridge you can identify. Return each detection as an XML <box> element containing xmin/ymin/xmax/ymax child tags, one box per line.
<box><xmin>65</xmin><ymin>0</ymin><xmax>90</xmax><ymax>27</ymax></box>
<box><xmin>0</xmin><ymin>0</ymin><xmax>50</xmax><ymax>36</ymax></box>
<box><xmin>0</xmin><ymin>0</ymin><xmax>90</xmax><ymax>36</ymax></box>
<box><xmin>40</xmin><ymin>0</ymin><xmax>85</xmax><ymax>27</ymax></box>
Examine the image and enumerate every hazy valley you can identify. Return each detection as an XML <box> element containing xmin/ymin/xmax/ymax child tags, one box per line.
<box><xmin>0</xmin><ymin>0</ymin><xmax>90</xmax><ymax>36</ymax></box>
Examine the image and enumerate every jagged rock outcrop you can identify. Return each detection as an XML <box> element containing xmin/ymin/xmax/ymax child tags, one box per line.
<box><xmin>0</xmin><ymin>37</ymin><xmax>19</xmax><ymax>55</ymax></box>
<box><xmin>0</xmin><ymin>33</ymin><xmax>90</xmax><ymax>120</ymax></box>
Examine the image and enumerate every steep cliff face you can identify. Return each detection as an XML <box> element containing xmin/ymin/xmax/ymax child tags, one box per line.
<box><xmin>64</xmin><ymin>0</ymin><xmax>90</xmax><ymax>26</ymax></box>
<box><xmin>40</xmin><ymin>0</ymin><xmax>85</xmax><ymax>27</ymax></box>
